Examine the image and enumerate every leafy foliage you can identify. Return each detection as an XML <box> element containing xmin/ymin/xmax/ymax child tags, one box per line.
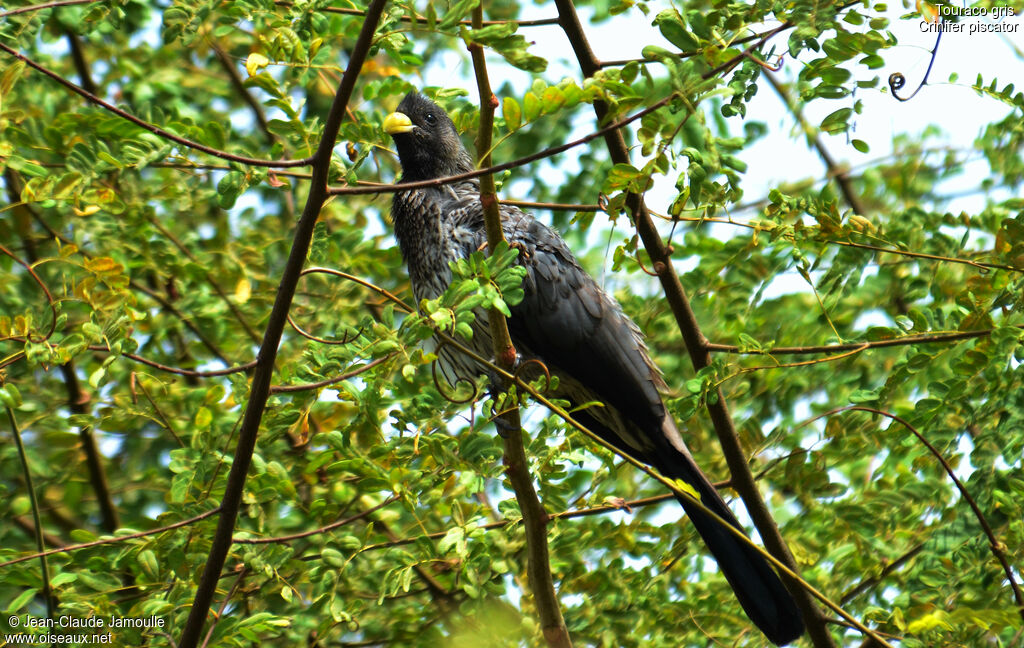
<box><xmin>1</xmin><ymin>0</ymin><xmax>1022</xmax><ymax>646</ymax></box>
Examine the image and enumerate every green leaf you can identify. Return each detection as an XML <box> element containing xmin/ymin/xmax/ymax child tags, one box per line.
<box><xmin>849</xmin><ymin>388</ymin><xmax>881</xmax><ymax>403</ymax></box>
<box><xmin>6</xmin><ymin>588</ymin><xmax>37</xmax><ymax>613</ymax></box>
<box><xmin>523</xmin><ymin>91</ymin><xmax>541</xmax><ymax>121</ymax></box>
<box><xmin>502</xmin><ymin>96</ymin><xmax>521</xmax><ymax>131</ymax></box>
<box><xmin>439</xmin><ymin>0</ymin><xmax>479</xmax><ymax>30</ymax></box>
<box><xmin>653</xmin><ymin>10</ymin><xmax>698</xmax><ymax>51</ymax></box>
<box><xmin>820</xmin><ymin>107</ymin><xmax>853</xmax><ymax>134</ymax></box>
<box><xmin>0</xmin><ymin>384</ymin><xmax>22</xmax><ymax>408</ymax></box>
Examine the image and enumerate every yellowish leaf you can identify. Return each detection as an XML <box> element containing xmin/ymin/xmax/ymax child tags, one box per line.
<box><xmin>235</xmin><ymin>277</ymin><xmax>251</xmax><ymax>304</ymax></box>
<box><xmin>245</xmin><ymin>53</ymin><xmax>270</xmax><ymax>76</ymax></box>
<box><xmin>84</xmin><ymin>257</ymin><xmax>120</xmax><ymax>273</ymax></box>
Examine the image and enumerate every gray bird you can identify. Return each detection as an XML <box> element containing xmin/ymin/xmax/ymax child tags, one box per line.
<box><xmin>383</xmin><ymin>91</ymin><xmax>804</xmax><ymax>646</ymax></box>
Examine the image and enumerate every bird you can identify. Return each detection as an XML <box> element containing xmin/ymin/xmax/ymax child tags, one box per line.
<box><xmin>382</xmin><ymin>90</ymin><xmax>805</xmax><ymax>646</ymax></box>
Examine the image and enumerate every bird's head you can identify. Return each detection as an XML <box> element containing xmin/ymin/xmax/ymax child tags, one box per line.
<box><xmin>383</xmin><ymin>91</ymin><xmax>474</xmax><ymax>182</ymax></box>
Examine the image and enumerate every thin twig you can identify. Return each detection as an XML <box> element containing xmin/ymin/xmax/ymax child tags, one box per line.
<box><xmin>269</xmin><ymin>354</ymin><xmax>395</xmax><ymax>393</ymax></box>
<box><xmin>199</xmin><ymin>566</ymin><xmax>248</xmax><ymax>648</ymax></box>
<box><xmin>6</xmin><ymin>405</ymin><xmax>56</xmax><ymax>620</ymax></box>
<box><xmin>329</xmin><ymin>94</ymin><xmax>677</xmax><ymax>196</ymax></box>
<box><xmin>87</xmin><ymin>346</ymin><xmax>257</xmax><ymax>376</ymax></box>
<box><xmin>0</xmin><ymin>243</ymin><xmax>58</xmax><ymax>343</ymax></box>
<box><xmin>148</xmin><ymin>217</ymin><xmax>262</xmax><ymax>344</ymax></box>
<box><xmin>764</xmin><ymin>70</ymin><xmax>866</xmax><ymax>215</ymax></box>
<box><xmin>503</xmin><ymin>199</ymin><xmax>602</xmax><ymax>212</ymax></box>
<box><xmin>233</xmin><ymin>495</ymin><xmax>399</xmax><ymax>544</ymax></box>
<box><xmin>706</xmin><ymin>327</ymin><xmax>1002</xmax><ymax>356</ymax></box>
<box><xmin>0</xmin><ymin>42</ymin><xmax>311</xmax><ymax>168</ymax></box>
<box><xmin>357</xmin><ymin>493</ymin><xmax>677</xmax><ymax>552</ymax></box>
<box><xmin>840</xmin><ymin>543</ymin><xmax>925</xmax><ymax>605</ymax></box>
<box><xmin>814</xmin><ymin>406</ymin><xmax>1024</xmax><ymax>622</ymax></box>
<box><xmin>210</xmin><ymin>42</ymin><xmax>274</xmax><ymax>144</ymax></box>
<box><xmin>305</xmin><ymin>1</ymin><xmax>559</xmax><ymax>26</ymax></box>
<box><xmin>0</xmin><ymin>508</ymin><xmax>220</xmax><ymax>569</ymax></box>
<box><xmin>0</xmin><ymin>0</ymin><xmax>97</xmax><ymax>18</ymax></box>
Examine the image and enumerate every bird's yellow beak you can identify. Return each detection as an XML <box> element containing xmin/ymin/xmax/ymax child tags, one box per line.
<box><xmin>383</xmin><ymin>111</ymin><xmax>414</xmax><ymax>134</ymax></box>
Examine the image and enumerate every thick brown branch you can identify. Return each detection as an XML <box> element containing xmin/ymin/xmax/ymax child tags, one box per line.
<box><xmin>175</xmin><ymin>1</ymin><xmax>389</xmax><ymax>645</ymax></box>
<box><xmin>470</xmin><ymin>8</ymin><xmax>572</xmax><ymax>646</ymax></box>
<box><xmin>552</xmin><ymin>1</ymin><xmax>836</xmax><ymax>645</ymax></box>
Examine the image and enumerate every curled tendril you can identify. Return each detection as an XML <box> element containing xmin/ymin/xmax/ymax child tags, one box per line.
<box><xmin>889</xmin><ymin>30</ymin><xmax>942</xmax><ymax>101</ymax></box>
<box><xmin>298</xmin><ymin>267</ymin><xmax>414</xmax><ymax>313</ymax></box>
<box><xmin>0</xmin><ymin>243</ymin><xmax>58</xmax><ymax>344</ymax></box>
<box><xmin>286</xmin><ymin>312</ymin><xmax>363</xmax><ymax>345</ymax></box>
<box><xmin>430</xmin><ymin>349</ymin><xmax>480</xmax><ymax>405</ymax></box>
<box><xmin>513</xmin><ymin>357</ymin><xmax>553</xmax><ymax>393</ymax></box>
<box><xmin>287</xmin><ymin>266</ymin><xmax>402</xmax><ymax>345</ymax></box>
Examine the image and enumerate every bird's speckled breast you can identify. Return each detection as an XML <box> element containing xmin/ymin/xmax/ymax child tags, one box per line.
<box><xmin>392</xmin><ymin>184</ymin><xmax>497</xmax><ymax>386</ymax></box>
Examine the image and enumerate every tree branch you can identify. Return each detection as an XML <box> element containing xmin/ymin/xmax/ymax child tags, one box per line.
<box><xmin>233</xmin><ymin>495</ymin><xmax>399</xmax><ymax>544</ymax></box>
<box><xmin>5</xmin><ymin>405</ymin><xmax>56</xmax><ymax>620</ymax></box>
<box><xmin>0</xmin><ymin>42</ymin><xmax>311</xmax><ymax>168</ymax></box>
<box><xmin>469</xmin><ymin>8</ymin><xmax>572</xmax><ymax>645</ymax></box>
<box><xmin>148</xmin><ymin>216</ymin><xmax>262</xmax><ymax>344</ymax></box>
<box><xmin>0</xmin><ymin>507</ymin><xmax>221</xmax><ymax>570</ymax></box>
<box><xmin>329</xmin><ymin>94</ymin><xmax>676</xmax><ymax>196</ymax></box>
<box><xmin>0</xmin><ymin>0</ymin><xmax>97</xmax><ymax>18</ymax></box>
<box><xmin>551</xmin><ymin>1</ymin><xmax>837</xmax><ymax>645</ymax></box>
<box><xmin>175</xmin><ymin>2</ymin><xmax>389</xmax><ymax>645</ymax></box>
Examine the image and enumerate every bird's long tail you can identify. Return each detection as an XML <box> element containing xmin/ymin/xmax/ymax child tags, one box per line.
<box><xmin>653</xmin><ymin>435</ymin><xmax>805</xmax><ymax>646</ymax></box>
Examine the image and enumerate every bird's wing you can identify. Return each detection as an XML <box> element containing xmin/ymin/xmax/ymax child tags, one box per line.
<box><xmin>444</xmin><ymin>197</ymin><xmax>668</xmax><ymax>456</ymax></box>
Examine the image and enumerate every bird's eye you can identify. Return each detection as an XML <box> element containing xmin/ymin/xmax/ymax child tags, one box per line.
<box><xmin>424</xmin><ymin>112</ymin><xmax>437</xmax><ymax>125</ymax></box>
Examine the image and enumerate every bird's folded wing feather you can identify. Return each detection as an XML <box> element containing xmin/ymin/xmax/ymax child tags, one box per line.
<box><xmin>445</xmin><ymin>198</ymin><xmax>668</xmax><ymax>454</ymax></box>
